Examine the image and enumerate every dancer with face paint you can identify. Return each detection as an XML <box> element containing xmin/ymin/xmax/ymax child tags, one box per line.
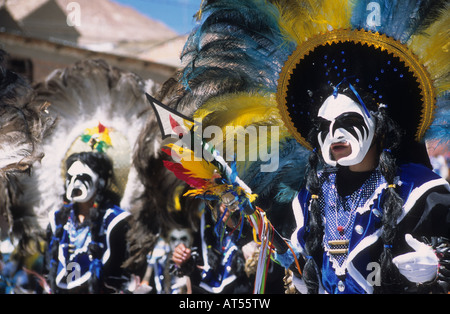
<box><xmin>45</xmin><ymin>152</ymin><xmax>131</xmax><ymax>294</ymax></box>
<box><xmin>316</xmin><ymin>93</ymin><xmax>376</xmax><ymax>169</ymax></box>
<box><xmin>142</xmin><ymin>226</ymin><xmax>195</xmax><ymax>294</ymax></box>
<box><xmin>277</xmin><ymin>40</ymin><xmax>450</xmax><ymax>293</ymax></box>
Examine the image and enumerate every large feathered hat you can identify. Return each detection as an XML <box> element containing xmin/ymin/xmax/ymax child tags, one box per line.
<box><xmin>278</xmin><ymin>30</ymin><xmax>434</xmax><ymax>147</ymax></box>
<box><xmin>274</xmin><ymin>1</ymin><xmax>449</xmax><ymax>164</ymax></box>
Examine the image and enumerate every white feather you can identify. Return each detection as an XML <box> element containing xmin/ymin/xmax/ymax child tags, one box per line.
<box><xmin>17</xmin><ymin>60</ymin><xmax>161</xmax><ymax>229</ymax></box>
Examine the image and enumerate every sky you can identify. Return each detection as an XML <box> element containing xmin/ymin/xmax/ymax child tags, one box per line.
<box><xmin>113</xmin><ymin>0</ymin><xmax>203</xmax><ymax>35</ymax></box>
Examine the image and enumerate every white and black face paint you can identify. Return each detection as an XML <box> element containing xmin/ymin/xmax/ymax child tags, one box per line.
<box><xmin>317</xmin><ymin>94</ymin><xmax>375</xmax><ymax>167</ymax></box>
<box><xmin>168</xmin><ymin>228</ymin><xmax>193</xmax><ymax>252</ymax></box>
<box><xmin>65</xmin><ymin>160</ymin><xmax>99</xmax><ymax>203</ymax></box>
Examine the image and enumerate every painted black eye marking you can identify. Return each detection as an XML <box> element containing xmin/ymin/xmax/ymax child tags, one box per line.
<box><xmin>77</xmin><ymin>174</ymin><xmax>93</xmax><ymax>184</ymax></box>
<box><xmin>332</xmin><ymin>112</ymin><xmax>368</xmax><ymax>139</ymax></box>
<box><xmin>316</xmin><ymin>117</ymin><xmax>331</xmax><ymax>143</ymax></box>
<box><xmin>66</xmin><ymin>175</ymin><xmax>72</xmax><ymax>187</ymax></box>
<box><xmin>66</xmin><ymin>173</ymin><xmax>93</xmax><ymax>187</ymax></box>
<box><xmin>170</xmin><ymin>236</ymin><xmax>188</xmax><ymax>242</ymax></box>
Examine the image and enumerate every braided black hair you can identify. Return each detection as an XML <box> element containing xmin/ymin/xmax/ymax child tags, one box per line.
<box><xmin>303</xmin><ymin>148</ymin><xmax>324</xmax><ymax>294</ymax></box>
<box><xmin>372</xmin><ymin>106</ymin><xmax>405</xmax><ymax>293</ymax></box>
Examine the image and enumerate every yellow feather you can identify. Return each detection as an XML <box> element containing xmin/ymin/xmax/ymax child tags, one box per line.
<box><xmin>172</xmin><ymin>185</ymin><xmax>185</xmax><ymax>211</ymax></box>
<box><xmin>194</xmin><ymin>92</ymin><xmax>291</xmax><ymax>138</ymax></box>
<box><xmin>408</xmin><ymin>3</ymin><xmax>450</xmax><ymax>96</ymax></box>
<box><xmin>272</xmin><ymin>0</ymin><xmax>351</xmax><ymax>46</ymax></box>
<box><xmin>193</xmin><ymin>92</ymin><xmax>291</xmax><ymax>168</ymax></box>
<box><xmin>165</xmin><ymin>143</ymin><xmax>218</xmax><ymax>180</ymax></box>
<box><xmin>184</xmin><ymin>184</ymin><xmax>258</xmax><ymax>205</ymax></box>
<box><xmin>194</xmin><ymin>92</ymin><xmax>293</xmax><ymax>175</ymax></box>
<box><xmin>184</xmin><ymin>183</ymin><xmax>227</xmax><ymax>198</ymax></box>
<box><xmin>180</xmin><ymin>158</ymin><xmax>218</xmax><ymax>180</ymax></box>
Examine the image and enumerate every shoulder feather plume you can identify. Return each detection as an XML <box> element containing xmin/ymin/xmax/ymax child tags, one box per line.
<box><xmin>0</xmin><ymin>49</ymin><xmax>55</xmax><ymax>256</ymax></box>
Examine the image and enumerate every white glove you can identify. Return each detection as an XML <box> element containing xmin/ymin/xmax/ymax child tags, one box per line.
<box><xmin>393</xmin><ymin>234</ymin><xmax>439</xmax><ymax>283</ymax></box>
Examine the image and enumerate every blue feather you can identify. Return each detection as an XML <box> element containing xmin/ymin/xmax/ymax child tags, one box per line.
<box><xmin>181</xmin><ymin>0</ymin><xmax>294</xmax><ymax>94</ymax></box>
<box><xmin>351</xmin><ymin>0</ymin><xmax>436</xmax><ymax>43</ymax></box>
<box><xmin>240</xmin><ymin>138</ymin><xmax>309</xmax><ymax>203</ymax></box>
<box><xmin>425</xmin><ymin>94</ymin><xmax>450</xmax><ymax>144</ymax></box>
<box><xmin>229</xmin><ymin>159</ymin><xmax>238</xmax><ymax>183</ymax></box>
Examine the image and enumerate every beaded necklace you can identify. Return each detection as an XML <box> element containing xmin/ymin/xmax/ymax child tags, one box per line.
<box><xmin>319</xmin><ymin>169</ymin><xmax>385</xmax><ymax>276</ymax></box>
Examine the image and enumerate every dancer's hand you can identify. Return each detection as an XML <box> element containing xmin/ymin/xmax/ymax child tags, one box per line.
<box><xmin>393</xmin><ymin>234</ymin><xmax>438</xmax><ymax>283</ymax></box>
<box><xmin>172</xmin><ymin>243</ymin><xmax>192</xmax><ymax>267</ymax></box>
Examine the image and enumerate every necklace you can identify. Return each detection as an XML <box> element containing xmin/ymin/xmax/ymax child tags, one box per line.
<box><xmin>335</xmin><ymin>191</ymin><xmax>360</xmax><ymax>236</ymax></box>
<box><xmin>319</xmin><ymin>169</ymin><xmax>385</xmax><ymax>275</ymax></box>
<box><xmin>326</xmin><ymin>193</ymin><xmax>359</xmax><ymax>257</ymax></box>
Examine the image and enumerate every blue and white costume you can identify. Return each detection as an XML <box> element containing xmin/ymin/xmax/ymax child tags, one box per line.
<box><xmin>198</xmin><ymin>215</ymin><xmax>239</xmax><ymax>293</ymax></box>
<box><xmin>291</xmin><ymin>163</ymin><xmax>450</xmax><ymax>294</ymax></box>
<box><xmin>47</xmin><ymin>204</ymin><xmax>130</xmax><ymax>293</ymax></box>
<box><xmin>176</xmin><ymin>210</ymin><xmax>252</xmax><ymax>294</ymax></box>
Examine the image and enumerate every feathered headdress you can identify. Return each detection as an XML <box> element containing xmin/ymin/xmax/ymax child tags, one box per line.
<box><xmin>275</xmin><ymin>2</ymin><xmax>449</xmax><ymax>156</ymax></box>
<box><xmin>15</xmin><ymin>59</ymin><xmax>157</xmax><ymax>232</ymax></box>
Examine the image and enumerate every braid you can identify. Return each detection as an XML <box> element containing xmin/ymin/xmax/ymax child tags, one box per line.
<box><xmin>48</xmin><ymin>205</ymin><xmax>71</xmax><ymax>294</ymax></box>
<box><xmin>88</xmin><ymin>206</ymin><xmax>105</xmax><ymax>294</ymax></box>
<box><xmin>303</xmin><ymin>149</ymin><xmax>324</xmax><ymax>294</ymax></box>
<box><xmin>373</xmin><ymin>107</ymin><xmax>404</xmax><ymax>293</ymax></box>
